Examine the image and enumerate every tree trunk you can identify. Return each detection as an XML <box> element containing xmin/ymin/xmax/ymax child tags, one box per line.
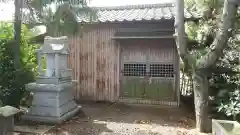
<box><xmin>192</xmin><ymin>1</ymin><xmax>238</xmax><ymax>132</ymax></box>
<box><xmin>174</xmin><ymin>0</ymin><xmax>238</xmax><ymax>133</ymax></box>
<box><xmin>192</xmin><ymin>70</ymin><xmax>211</xmax><ymax>132</ymax></box>
<box><xmin>47</xmin><ymin>3</ymin><xmax>71</xmax><ymax>37</ymax></box>
<box><xmin>13</xmin><ymin>0</ymin><xmax>22</xmax><ymax>69</ymax></box>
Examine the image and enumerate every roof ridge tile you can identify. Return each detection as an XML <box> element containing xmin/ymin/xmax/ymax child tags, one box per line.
<box><xmin>91</xmin><ymin>3</ymin><xmax>175</xmax><ymax>11</ymax></box>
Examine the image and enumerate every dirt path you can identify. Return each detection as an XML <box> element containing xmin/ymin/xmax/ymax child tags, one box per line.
<box><xmin>44</xmin><ymin>102</ymin><xmax>206</xmax><ymax>135</ymax></box>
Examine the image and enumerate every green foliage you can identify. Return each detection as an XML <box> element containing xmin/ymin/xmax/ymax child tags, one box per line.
<box><xmin>210</xmin><ymin>35</ymin><xmax>240</xmax><ymax>118</ymax></box>
<box><xmin>217</xmin><ymin>89</ymin><xmax>240</xmax><ymax>120</ymax></box>
<box><xmin>184</xmin><ymin>0</ymin><xmax>226</xmax><ymax>71</ymax></box>
<box><xmin>0</xmin><ymin>22</ymin><xmax>38</xmax><ymax>107</ymax></box>
<box><xmin>183</xmin><ymin>0</ymin><xmax>240</xmax><ymax>120</ymax></box>
<box><xmin>26</xmin><ymin>0</ymin><xmax>96</xmax><ymax>36</ymax></box>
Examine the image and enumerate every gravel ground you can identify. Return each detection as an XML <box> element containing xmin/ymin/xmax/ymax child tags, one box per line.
<box><xmin>43</xmin><ymin>102</ymin><xmax>209</xmax><ymax>135</ymax></box>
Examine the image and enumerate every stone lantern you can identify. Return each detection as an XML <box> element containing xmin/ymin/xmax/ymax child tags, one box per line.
<box><xmin>22</xmin><ymin>36</ymin><xmax>80</xmax><ymax>124</ymax></box>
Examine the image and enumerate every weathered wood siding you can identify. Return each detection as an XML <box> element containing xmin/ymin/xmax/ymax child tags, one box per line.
<box><xmin>68</xmin><ymin>21</ymin><xmax>177</xmax><ymax>102</ymax></box>
<box><xmin>69</xmin><ymin>25</ymin><xmax>119</xmax><ymax>101</ymax></box>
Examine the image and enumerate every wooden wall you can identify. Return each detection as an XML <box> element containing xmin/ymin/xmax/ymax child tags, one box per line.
<box><xmin>68</xmin><ymin>20</ymin><xmax>177</xmax><ymax>102</ymax></box>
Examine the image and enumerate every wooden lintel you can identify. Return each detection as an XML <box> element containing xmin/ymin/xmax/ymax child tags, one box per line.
<box><xmin>117</xmin><ymin>28</ymin><xmax>174</xmax><ymax>33</ymax></box>
<box><xmin>112</xmin><ymin>36</ymin><xmax>174</xmax><ymax>39</ymax></box>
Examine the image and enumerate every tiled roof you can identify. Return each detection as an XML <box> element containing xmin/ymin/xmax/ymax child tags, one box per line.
<box><xmin>76</xmin><ymin>3</ymin><xmax>200</xmax><ymax>23</ymax></box>
<box><xmin>0</xmin><ymin>2</ymin><xmax>200</xmax><ymax>24</ymax></box>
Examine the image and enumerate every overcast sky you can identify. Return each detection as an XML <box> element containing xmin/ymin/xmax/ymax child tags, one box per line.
<box><xmin>0</xmin><ymin>0</ymin><xmax>175</xmax><ymax>21</ymax></box>
<box><xmin>89</xmin><ymin>0</ymin><xmax>174</xmax><ymax>7</ymax></box>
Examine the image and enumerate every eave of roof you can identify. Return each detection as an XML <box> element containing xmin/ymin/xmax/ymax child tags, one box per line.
<box><xmin>76</xmin><ymin>3</ymin><xmax>200</xmax><ymax>23</ymax></box>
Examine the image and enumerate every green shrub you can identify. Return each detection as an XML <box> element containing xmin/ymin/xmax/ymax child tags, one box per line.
<box><xmin>217</xmin><ymin>89</ymin><xmax>240</xmax><ymax>120</ymax></box>
<box><xmin>0</xmin><ymin>23</ymin><xmax>38</xmax><ymax>107</ymax></box>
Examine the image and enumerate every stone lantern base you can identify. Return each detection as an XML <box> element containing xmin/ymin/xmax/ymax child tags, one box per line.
<box><xmin>22</xmin><ymin>81</ymin><xmax>81</xmax><ymax>124</ymax></box>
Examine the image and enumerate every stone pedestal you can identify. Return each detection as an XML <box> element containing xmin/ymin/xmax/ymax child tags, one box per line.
<box><xmin>22</xmin><ymin>81</ymin><xmax>80</xmax><ymax>124</ymax></box>
<box><xmin>0</xmin><ymin>106</ymin><xmax>20</xmax><ymax>135</ymax></box>
<box><xmin>22</xmin><ymin>36</ymin><xmax>80</xmax><ymax>124</ymax></box>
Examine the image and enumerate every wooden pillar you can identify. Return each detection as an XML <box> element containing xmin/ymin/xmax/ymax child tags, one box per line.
<box><xmin>176</xmin><ymin>53</ymin><xmax>180</xmax><ymax>107</ymax></box>
<box><xmin>174</xmin><ymin>0</ymin><xmax>185</xmax><ymax>108</ymax></box>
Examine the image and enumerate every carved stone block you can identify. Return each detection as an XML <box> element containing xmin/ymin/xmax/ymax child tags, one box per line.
<box><xmin>0</xmin><ymin>106</ymin><xmax>20</xmax><ymax>135</ymax></box>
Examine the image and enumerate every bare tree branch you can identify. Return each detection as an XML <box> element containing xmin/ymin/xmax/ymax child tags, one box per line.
<box><xmin>197</xmin><ymin>0</ymin><xmax>238</xmax><ymax>69</ymax></box>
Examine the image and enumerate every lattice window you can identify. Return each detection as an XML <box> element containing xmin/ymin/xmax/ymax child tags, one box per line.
<box><xmin>123</xmin><ymin>64</ymin><xmax>146</xmax><ymax>76</ymax></box>
<box><xmin>150</xmin><ymin>64</ymin><xmax>174</xmax><ymax>77</ymax></box>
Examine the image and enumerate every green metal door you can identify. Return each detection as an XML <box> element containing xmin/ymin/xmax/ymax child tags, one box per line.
<box><xmin>120</xmin><ymin>42</ymin><xmax>176</xmax><ymax>100</ymax></box>
<box><xmin>145</xmin><ymin>64</ymin><xmax>175</xmax><ymax>100</ymax></box>
<box><xmin>120</xmin><ymin>43</ymin><xmax>148</xmax><ymax>98</ymax></box>
<box><xmin>121</xmin><ymin>63</ymin><xmax>147</xmax><ymax>98</ymax></box>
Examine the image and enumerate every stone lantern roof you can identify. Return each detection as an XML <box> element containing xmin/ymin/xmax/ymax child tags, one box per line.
<box><xmin>41</xmin><ymin>36</ymin><xmax>69</xmax><ymax>54</ymax></box>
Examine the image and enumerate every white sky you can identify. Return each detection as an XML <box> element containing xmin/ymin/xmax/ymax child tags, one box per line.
<box><xmin>89</xmin><ymin>0</ymin><xmax>174</xmax><ymax>7</ymax></box>
<box><xmin>0</xmin><ymin>0</ymin><xmax>175</xmax><ymax>21</ymax></box>
<box><xmin>0</xmin><ymin>1</ymin><xmax>15</xmax><ymax>21</ymax></box>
